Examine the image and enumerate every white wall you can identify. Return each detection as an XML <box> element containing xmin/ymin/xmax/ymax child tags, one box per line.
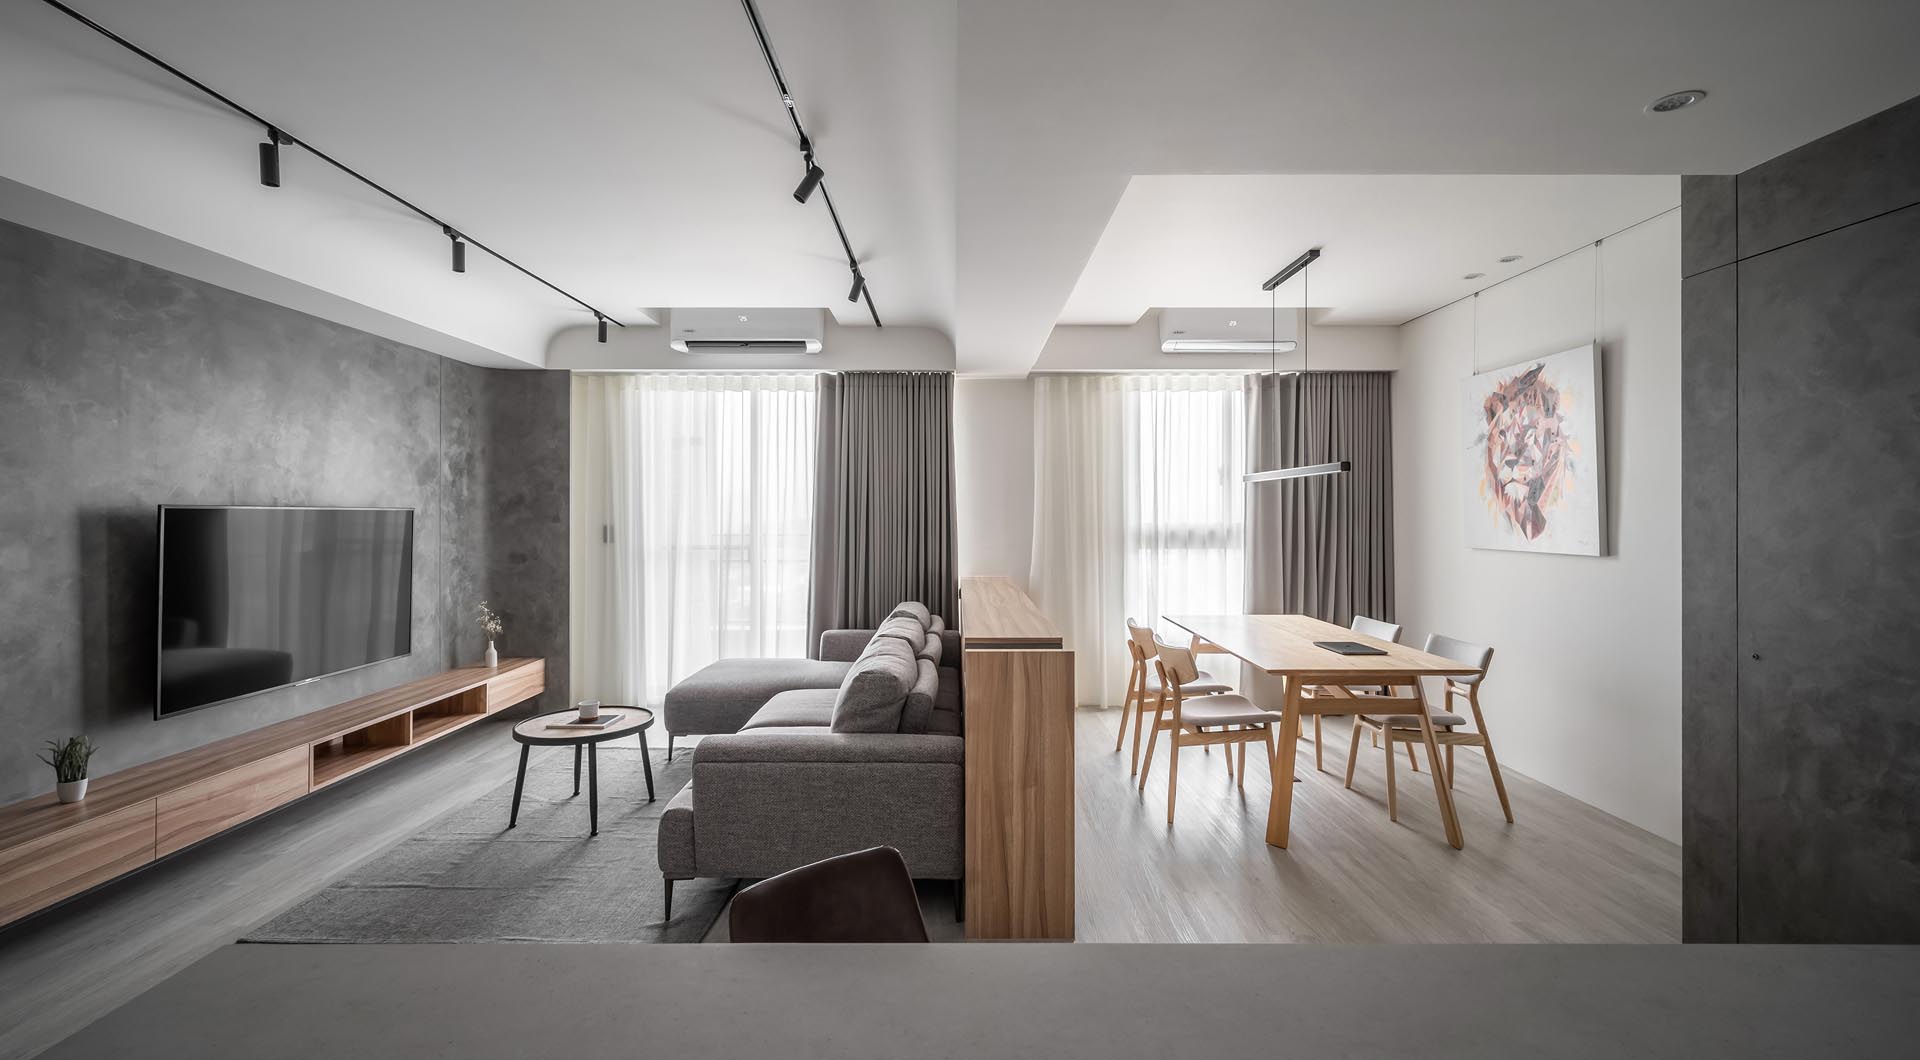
<box><xmin>954</xmin><ymin>378</ymin><xmax>1036</xmax><ymax>589</ymax></box>
<box><xmin>1393</xmin><ymin>211</ymin><xmax>1681</xmax><ymax>841</ymax></box>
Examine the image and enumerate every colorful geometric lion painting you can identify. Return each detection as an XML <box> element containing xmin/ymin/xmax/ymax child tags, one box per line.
<box><xmin>1461</xmin><ymin>345</ymin><xmax>1606</xmax><ymax>556</ymax></box>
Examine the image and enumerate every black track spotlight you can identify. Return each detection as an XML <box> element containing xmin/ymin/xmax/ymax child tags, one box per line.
<box><xmin>793</xmin><ymin>161</ymin><xmax>825</xmax><ymax>204</ymax></box>
<box><xmin>847</xmin><ymin>271</ymin><xmax>865</xmax><ymax>304</ymax></box>
<box><xmin>258</xmin><ymin>128</ymin><xmax>283</xmax><ymax>188</ymax></box>
<box><xmin>444</xmin><ymin>226</ymin><xmax>466</xmax><ymax>273</ymax></box>
<box><xmin>596</xmin><ymin>313</ymin><xmax>609</xmax><ymax>343</ymax></box>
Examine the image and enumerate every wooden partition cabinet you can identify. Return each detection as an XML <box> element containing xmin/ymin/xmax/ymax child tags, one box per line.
<box><xmin>959</xmin><ymin>577</ymin><xmax>1075</xmax><ymax>940</ymax></box>
<box><xmin>0</xmin><ymin>659</ymin><xmax>544</xmax><ymax>927</ymax></box>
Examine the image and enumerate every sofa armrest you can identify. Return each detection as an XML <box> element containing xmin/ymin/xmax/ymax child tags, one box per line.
<box><xmin>818</xmin><ymin>628</ymin><xmax>877</xmax><ymax>662</ymax></box>
<box><xmin>688</xmin><ymin>731</ymin><xmax>965</xmax><ymax>879</ymax></box>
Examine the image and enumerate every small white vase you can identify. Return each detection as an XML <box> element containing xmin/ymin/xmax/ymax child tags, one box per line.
<box><xmin>56</xmin><ymin>778</ymin><xmax>88</xmax><ymax>804</ymax></box>
<box><xmin>484</xmin><ymin>641</ymin><xmax>499</xmax><ymax>668</ymax></box>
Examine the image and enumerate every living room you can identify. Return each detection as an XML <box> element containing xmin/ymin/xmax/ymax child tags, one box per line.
<box><xmin>4</xmin><ymin>1</ymin><xmax>1920</xmax><ymax>1057</ymax></box>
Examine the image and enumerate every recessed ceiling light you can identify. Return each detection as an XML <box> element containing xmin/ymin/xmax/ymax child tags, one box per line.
<box><xmin>1463</xmin><ymin>272</ymin><xmax>1485</xmax><ymax>280</ymax></box>
<box><xmin>1227</xmin><ymin>320</ymin><xmax>1238</xmax><ymax>327</ymax></box>
<box><xmin>737</xmin><ymin>314</ymin><xmax>750</xmax><ymax>322</ymax></box>
<box><xmin>1646</xmin><ymin>89</ymin><xmax>1706</xmax><ymax>114</ymax></box>
<box><xmin>1498</xmin><ymin>255</ymin><xmax>1523</xmax><ymax>263</ymax></box>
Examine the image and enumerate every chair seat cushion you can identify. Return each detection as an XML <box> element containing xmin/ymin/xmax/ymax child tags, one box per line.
<box><xmin>1146</xmin><ymin>669</ymin><xmax>1230</xmax><ymax>695</ymax></box>
<box><xmin>1177</xmin><ymin>694</ymin><xmax>1278</xmax><ymax>726</ymax></box>
<box><xmin>665</xmin><ymin>658</ymin><xmax>852</xmax><ymax>736</ymax></box>
<box><xmin>742</xmin><ymin>688</ymin><xmax>839</xmax><ymax>730</ymax></box>
<box><xmin>1366</xmin><ymin>712</ymin><xmax>1468</xmax><ymax>729</ymax></box>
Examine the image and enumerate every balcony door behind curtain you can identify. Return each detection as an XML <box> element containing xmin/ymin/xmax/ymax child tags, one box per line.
<box><xmin>571</xmin><ymin>373</ymin><xmax>818</xmax><ymax>708</ymax></box>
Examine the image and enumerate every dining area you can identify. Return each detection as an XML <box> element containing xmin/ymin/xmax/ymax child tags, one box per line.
<box><xmin>1074</xmin><ymin>610</ymin><xmax>1677</xmax><ymax>944</ymax></box>
<box><xmin>1114</xmin><ymin>612</ymin><xmax>1509</xmax><ymax>852</ymax></box>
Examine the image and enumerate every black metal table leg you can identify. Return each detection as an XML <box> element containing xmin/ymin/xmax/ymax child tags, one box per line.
<box><xmin>587</xmin><ymin>742</ymin><xmax>599</xmax><ymax>837</ymax></box>
<box><xmin>638</xmin><ymin>728</ymin><xmax>656</xmax><ymax>801</ymax></box>
<box><xmin>508</xmin><ymin>743</ymin><xmax>530</xmax><ymax>829</ymax></box>
<box><xmin>573</xmin><ymin>743</ymin><xmax>582</xmax><ymax>797</ymax></box>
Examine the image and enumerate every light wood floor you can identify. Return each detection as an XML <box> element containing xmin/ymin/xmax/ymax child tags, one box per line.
<box><xmin>1075</xmin><ymin>707</ymin><xmax>1679</xmax><ymax>943</ymax></box>
<box><xmin>1</xmin><ymin>704</ymin><xmax>1677</xmax><ymax>1059</ymax></box>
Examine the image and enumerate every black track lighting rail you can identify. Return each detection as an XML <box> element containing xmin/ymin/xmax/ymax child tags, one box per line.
<box><xmin>739</xmin><ymin>0</ymin><xmax>881</xmax><ymax>327</ymax></box>
<box><xmin>38</xmin><ymin>0</ymin><xmax>625</xmax><ymax>333</ymax></box>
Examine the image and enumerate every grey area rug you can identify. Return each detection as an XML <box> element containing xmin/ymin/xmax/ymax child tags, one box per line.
<box><xmin>245</xmin><ymin>743</ymin><xmax>731</xmax><ymax>944</ymax></box>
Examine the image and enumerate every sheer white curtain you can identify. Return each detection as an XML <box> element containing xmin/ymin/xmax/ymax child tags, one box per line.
<box><xmin>571</xmin><ymin>373</ymin><xmax>817</xmax><ymax>708</ymax></box>
<box><xmin>1029</xmin><ymin>374</ymin><xmax>1247</xmax><ymax>706</ymax></box>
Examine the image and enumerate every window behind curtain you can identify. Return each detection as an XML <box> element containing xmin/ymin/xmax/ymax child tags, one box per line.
<box><xmin>571</xmin><ymin>373</ymin><xmax>816</xmax><ymax>708</ymax></box>
<box><xmin>1030</xmin><ymin>373</ymin><xmax>1247</xmax><ymax>705</ymax></box>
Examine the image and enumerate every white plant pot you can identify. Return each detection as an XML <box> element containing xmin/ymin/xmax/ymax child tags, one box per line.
<box><xmin>484</xmin><ymin>641</ymin><xmax>499</xmax><ymax>668</ymax></box>
<box><xmin>56</xmin><ymin>778</ymin><xmax>88</xmax><ymax>804</ymax></box>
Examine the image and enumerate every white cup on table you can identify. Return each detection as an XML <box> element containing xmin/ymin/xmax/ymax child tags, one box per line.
<box><xmin>577</xmin><ymin>699</ymin><xmax>601</xmax><ymax>721</ymax></box>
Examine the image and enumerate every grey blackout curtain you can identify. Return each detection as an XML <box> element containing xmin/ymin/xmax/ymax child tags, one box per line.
<box><xmin>1244</xmin><ymin>371</ymin><xmax>1394</xmax><ymax>623</ymax></box>
<box><xmin>808</xmin><ymin>371</ymin><xmax>958</xmax><ymax>652</ymax></box>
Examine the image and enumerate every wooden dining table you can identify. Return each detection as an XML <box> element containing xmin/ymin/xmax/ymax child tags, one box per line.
<box><xmin>1162</xmin><ymin>614</ymin><xmax>1484</xmax><ymax>850</ymax></box>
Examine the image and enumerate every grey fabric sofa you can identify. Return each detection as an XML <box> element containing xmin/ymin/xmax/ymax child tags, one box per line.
<box><xmin>657</xmin><ymin>605</ymin><xmax>964</xmax><ymax>917</ymax></box>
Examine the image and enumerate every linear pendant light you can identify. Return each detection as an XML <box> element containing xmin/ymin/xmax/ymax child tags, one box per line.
<box><xmin>1244</xmin><ymin>247</ymin><xmax>1352</xmax><ymax>484</ymax></box>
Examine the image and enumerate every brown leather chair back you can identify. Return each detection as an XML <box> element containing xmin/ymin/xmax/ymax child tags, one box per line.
<box><xmin>727</xmin><ymin>846</ymin><xmax>930</xmax><ymax>943</ymax></box>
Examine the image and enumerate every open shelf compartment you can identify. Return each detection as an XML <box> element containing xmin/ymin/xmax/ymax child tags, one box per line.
<box><xmin>311</xmin><ymin>713</ymin><xmax>412</xmax><ymax>788</ymax></box>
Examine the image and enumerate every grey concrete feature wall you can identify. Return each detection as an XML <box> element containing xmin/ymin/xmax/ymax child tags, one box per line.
<box><xmin>1680</xmin><ymin>91</ymin><xmax>1920</xmax><ymax>943</ymax></box>
<box><xmin>0</xmin><ymin>217</ymin><xmax>567</xmax><ymax>804</ymax></box>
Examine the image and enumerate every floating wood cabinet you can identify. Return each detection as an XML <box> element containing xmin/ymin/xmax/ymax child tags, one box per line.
<box><xmin>959</xmin><ymin>577</ymin><xmax>1075</xmax><ymax>940</ymax></box>
<box><xmin>0</xmin><ymin>659</ymin><xmax>545</xmax><ymax>927</ymax></box>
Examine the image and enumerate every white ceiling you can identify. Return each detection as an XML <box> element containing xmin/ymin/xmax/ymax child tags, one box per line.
<box><xmin>4</xmin><ymin>1</ymin><xmax>1920</xmax><ymax>371</ymax></box>
<box><xmin>957</xmin><ymin>0</ymin><xmax>1920</xmax><ymax>372</ymax></box>
<box><xmin>1060</xmin><ymin>174</ymin><xmax>1680</xmax><ymax>327</ymax></box>
<box><xmin>0</xmin><ymin>0</ymin><xmax>955</xmax><ymax>367</ymax></box>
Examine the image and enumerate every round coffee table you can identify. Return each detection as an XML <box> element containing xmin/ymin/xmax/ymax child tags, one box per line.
<box><xmin>508</xmin><ymin>706</ymin><xmax>655</xmax><ymax>837</ymax></box>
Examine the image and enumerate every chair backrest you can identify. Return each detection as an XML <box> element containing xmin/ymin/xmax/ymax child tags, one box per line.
<box><xmin>1152</xmin><ymin>636</ymin><xmax>1200</xmax><ymax>688</ymax></box>
<box><xmin>727</xmin><ymin>846</ymin><xmax>929</xmax><ymax>943</ymax></box>
<box><xmin>1423</xmin><ymin>632</ymin><xmax>1494</xmax><ymax>686</ymax></box>
<box><xmin>1350</xmin><ymin>614</ymin><xmax>1403</xmax><ymax>644</ymax></box>
<box><xmin>1125</xmin><ymin>618</ymin><xmax>1159</xmax><ymax>662</ymax></box>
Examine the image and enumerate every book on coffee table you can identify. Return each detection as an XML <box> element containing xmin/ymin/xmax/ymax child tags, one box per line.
<box><xmin>546</xmin><ymin>713</ymin><xmax>623</xmax><ymax>730</ymax></box>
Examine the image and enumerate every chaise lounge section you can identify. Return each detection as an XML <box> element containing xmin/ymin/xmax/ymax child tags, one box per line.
<box><xmin>657</xmin><ymin>603</ymin><xmax>964</xmax><ymax>917</ymax></box>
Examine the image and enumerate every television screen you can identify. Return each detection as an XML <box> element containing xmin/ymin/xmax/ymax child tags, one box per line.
<box><xmin>157</xmin><ymin>506</ymin><xmax>413</xmax><ymax>718</ymax></box>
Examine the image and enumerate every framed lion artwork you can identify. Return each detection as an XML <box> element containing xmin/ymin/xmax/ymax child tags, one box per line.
<box><xmin>1461</xmin><ymin>343</ymin><xmax>1607</xmax><ymax>556</ymax></box>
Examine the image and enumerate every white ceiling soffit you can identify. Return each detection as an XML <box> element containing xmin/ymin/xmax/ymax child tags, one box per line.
<box><xmin>0</xmin><ymin>0</ymin><xmax>955</xmax><ymax>368</ymax></box>
<box><xmin>957</xmin><ymin>0</ymin><xmax>1920</xmax><ymax>373</ymax></box>
<box><xmin>1062</xmin><ymin>175</ymin><xmax>1680</xmax><ymax>327</ymax></box>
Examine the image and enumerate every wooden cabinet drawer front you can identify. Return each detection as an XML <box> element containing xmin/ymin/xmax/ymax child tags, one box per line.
<box><xmin>486</xmin><ymin>660</ymin><xmax>546</xmax><ymax>711</ymax></box>
<box><xmin>156</xmin><ymin>747</ymin><xmax>309</xmax><ymax>857</ymax></box>
<box><xmin>0</xmin><ymin>802</ymin><xmax>155</xmax><ymax>924</ymax></box>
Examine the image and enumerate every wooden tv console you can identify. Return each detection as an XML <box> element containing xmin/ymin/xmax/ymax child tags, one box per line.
<box><xmin>0</xmin><ymin>658</ymin><xmax>545</xmax><ymax>928</ymax></box>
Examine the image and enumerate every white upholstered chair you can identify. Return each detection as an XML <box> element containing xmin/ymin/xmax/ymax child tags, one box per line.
<box><xmin>1116</xmin><ymin>618</ymin><xmax>1230</xmax><ymax>776</ymax></box>
<box><xmin>1138</xmin><ymin>637</ymin><xmax>1280</xmax><ymax>824</ymax></box>
<box><xmin>1343</xmin><ymin>633</ymin><xmax>1512</xmax><ymax>825</ymax></box>
<box><xmin>1299</xmin><ymin>614</ymin><xmax>1404</xmax><ymax>771</ymax></box>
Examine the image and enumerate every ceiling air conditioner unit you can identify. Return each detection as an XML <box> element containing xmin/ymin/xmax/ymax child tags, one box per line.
<box><xmin>670</xmin><ymin>308</ymin><xmax>824</xmax><ymax>353</ymax></box>
<box><xmin>1159</xmin><ymin>307</ymin><xmax>1297</xmax><ymax>354</ymax></box>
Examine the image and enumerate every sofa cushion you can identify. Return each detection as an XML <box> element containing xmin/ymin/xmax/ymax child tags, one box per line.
<box><xmin>664</xmin><ymin>657</ymin><xmax>851</xmax><ymax>736</ymax></box>
<box><xmin>873</xmin><ymin>614</ymin><xmax>925</xmax><ymax>644</ymax></box>
<box><xmin>899</xmin><ymin>659</ymin><xmax>940</xmax><ymax>733</ymax></box>
<box><xmin>928</xmin><ymin>668</ymin><xmax>963</xmax><ymax>736</ymax></box>
<box><xmin>916</xmin><ymin>630</ymin><xmax>944</xmax><ymax>665</ymax></box>
<box><xmin>743</xmin><ymin>688</ymin><xmax>839</xmax><ymax>730</ymax></box>
<box><xmin>831</xmin><ymin>636</ymin><xmax>918</xmax><ymax>733</ymax></box>
<box><xmin>888</xmin><ymin>601</ymin><xmax>931</xmax><ymax>627</ymax></box>
<box><xmin>929</xmin><ymin>614</ymin><xmax>946</xmax><ymax>635</ymax></box>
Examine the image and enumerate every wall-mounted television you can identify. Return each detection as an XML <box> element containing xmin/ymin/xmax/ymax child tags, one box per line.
<box><xmin>156</xmin><ymin>505</ymin><xmax>414</xmax><ymax>719</ymax></box>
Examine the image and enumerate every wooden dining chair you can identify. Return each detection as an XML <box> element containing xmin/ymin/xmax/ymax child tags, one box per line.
<box><xmin>1298</xmin><ymin>614</ymin><xmax>1404</xmax><ymax>772</ymax></box>
<box><xmin>1117</xmin><ymin>618</ymin><xmax>1230</xmax><ymax>777</ymax></box>
<box><xmin>1343</xmin><ymin>634</ymin><xmax>1511</xmax><ymax>825</ymax></box>
<box><xmin>1138</xmin><ymin>637</ymin><xmax>1281</xmax><ymax>824</ymax></box>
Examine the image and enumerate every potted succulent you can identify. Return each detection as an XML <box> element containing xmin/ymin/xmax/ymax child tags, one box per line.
<box><xmin>40</xmin><ymin>736</ymin><xmax>98</xmax><ymax>804</ymax></box>
<box><xmin>477</xmin><ymin>601</ymin><xmax>504</xmax><ymax>668</ymax></box>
